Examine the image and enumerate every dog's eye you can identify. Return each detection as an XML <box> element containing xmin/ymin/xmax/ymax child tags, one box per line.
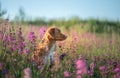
<box><xmin>50</xmin><ymin>28</ymin><xmax>55</xmax><ymax>35</ymax></box>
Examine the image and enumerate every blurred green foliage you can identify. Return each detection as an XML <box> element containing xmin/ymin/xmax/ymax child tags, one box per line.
<box><xmin>20</xmin><ymin>17</ymin><xmax>120</xmax><ymax>35</ymax></box>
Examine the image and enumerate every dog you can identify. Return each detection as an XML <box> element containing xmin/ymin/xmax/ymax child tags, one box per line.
<box><xmin>31</xmin><ymin>26</ymin><xmax>67</xmax><ymax>70</ymax></box>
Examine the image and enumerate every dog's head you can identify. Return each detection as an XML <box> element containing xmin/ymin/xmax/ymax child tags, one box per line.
<box><xmin>45</xmin><ymin>26</ymin><xmax>67</xmax><ymax>41</ymax></box>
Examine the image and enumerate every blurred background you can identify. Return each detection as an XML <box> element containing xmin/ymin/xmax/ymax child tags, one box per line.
<box><xmin>0</xmin><ymin>0</ymin><xmax>120</xmax><ymax>33</ymax></box>
<box><xmin>1</xmin><ymin>0</ymin><xmax>120</xmax><ymax>20</ymax></box>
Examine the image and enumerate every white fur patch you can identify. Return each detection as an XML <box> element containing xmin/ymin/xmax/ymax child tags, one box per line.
<box><xmin>45</xmin><ymin>44</ymin><xmax>56</xmax><ymax>64</ymax></box>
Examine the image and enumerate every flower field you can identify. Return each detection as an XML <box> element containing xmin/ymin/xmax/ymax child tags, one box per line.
<box><xmin>0</xmin><ymin>19</ymin><xmax>120</xmax><ymax>78</ymax></box>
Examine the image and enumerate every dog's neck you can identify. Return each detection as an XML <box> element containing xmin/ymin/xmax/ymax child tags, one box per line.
<box><xmin>41</xmin><ymin>37</ymin><xmax>56</xmax><ymax>50</ymax></box>
<box><xmin>41</xmin><ymin>37</ymin><xmax>56</xmax><ymax>63</ymax></box>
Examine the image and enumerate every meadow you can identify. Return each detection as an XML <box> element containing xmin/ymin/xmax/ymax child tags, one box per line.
<box><xmin>0</xmin><ymin>18</ymin><xmax>120</xmax><ymax>78</ymax></box>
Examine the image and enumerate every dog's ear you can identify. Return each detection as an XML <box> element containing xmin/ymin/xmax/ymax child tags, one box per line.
<box><xmin>49</xmin><ymin>28</ymin><xmax>55</xmax><ymax>36</ymax></box>
<box><xmin>47</xmin><ymin>28</ymin><xmax>56</xmax><ymax>40</ymax></box>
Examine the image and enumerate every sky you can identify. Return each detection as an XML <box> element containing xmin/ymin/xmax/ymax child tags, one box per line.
<box><xmin>1</xmin><ymin>0</ymin><xmax>120</xmax><ymax>20</ymax></box>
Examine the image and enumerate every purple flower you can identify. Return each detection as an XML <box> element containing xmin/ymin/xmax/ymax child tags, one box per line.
<box><xmin>99</xmin><ymin>66</ymin><xmax>105</xmax><ymax>71</ymax></box>
<box><xmin>18</xmin><ymin>49</ymin><xmax>23</xmax><ymax>54</ymax></box>
<box><xmin>39</xmin><ymin>26</ymin><xmax>47</xmax><ymax>39</ymax></box>
<box><xmin>28</xmin><ymin>32</ymin><xmax>34</xmax><ymax>39</ymax></box>
<box><xmin>64</xmin><ymin>70</ymin><xmax>71</xmax><ymax>78</ymax></box>
<box><xmin>24</xmin><ymin>67</ymin><xmax>31</xmax><ymax>78</ymax></box>
<box><xmin>11</xmin><ymin>46</ymin><xmax>17</xmax><ymax>51</ymax></box>
<box><xmin>75</xmin><ymin>55</ymin><xmax>88</xmax><ymax>75</ymax></box>
<box><xmin>7</xmin><ymin>33</ymin><xmax>15</xmax><ymax>42</ymax></box>
<box><xmin>3</xmin><ymin>69</ymin><xmax>8</xmax><ymax>75</ymax></box>
<box><xmin>90</xmin><ymin>62</ymin><xmax>96</xmax><ymax>71</ymax></box>
<box><xmin>88</xmin><ymin>70</ymin><xmax>94</xmax><ymax>76</ymax></box>
<box><xmin>114</xmin><ymin>68</ymin><xmax>120</xmax><ymax>73</ymax></box>
<box><xmin>75</xmin><ymin>60</ymin><xmax>86</xmax><ymax>69</ymax></box>
<box><xmin>59</xmin><ymin>53</ymin><xmax>67</xmax><ymax>60</ymax></box>
<box><xmin>76</xmin><ymin>69</ymin><xmax>82</xmax><ymax>75</ymax></box>
<box><xmin>23</xmin><ymin>49</ymin><xmax>29</xmax><ymax>54</ymax></box>
<box><xmin>24</xmin><ymin>67</ymin><xmax>31</xmax><ymax>74</ymax></box>
<box><xmin>17</xmin><ymin>28</ymin><xmax>22</xmax><ymax>35</ymax></box>
<box><xmin>78</xmin><ymin>55</ymin><xmax>83</xmax><ymax>60</ymax></box>
<box><xmin>76</xmin><ymin>75</ymin><xmax>82</xmax><ymax>78</ymax></box>
<box><xmin>28</xmin><ymin>32</ymin><xmax>36</xmax><ymax>43</ymax></box>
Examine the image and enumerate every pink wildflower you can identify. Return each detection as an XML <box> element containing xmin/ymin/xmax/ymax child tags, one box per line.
<box><xmin>75</xmin><ymin>56</ymin><xmax>88</xmax><ymax>75</ymax></box>
<box><xmin>64</xmin><ymin>70</ymin><xmax>71</xmax><ymax>78</ymax></box>
<box><xmin>88</xmin><ymin>70</ymin><xmax>94</xmax><ymax>76</ymax></box>
<box><xmin>39</xmin><ymin>26</ymin><xmax>47</xmax><ymax>39</ymax></box>
<box><xmin>99</xmin><ymin>66</ymin><xmax>105</xmax><ymax>71</ymax></box>
<box><xmin>75</xmin><ymin>60</ymin><xmax>86</xmax><ymax>69</ymax></box>
<box><xmin>24</xmin><ymin>67</ymin><xmax>31</xmax><ymax>78</ymax></box>
<box><xmin>114</xmin><ymin>68</ymin><xmax>120</xmax><ymax>73</ymax></box>
<box><xmin>76</xmin><ymin>75</ymin><xmax>82</xmax><ymax>78</ymax></box>
<box><xmin>90</xmin><ymin>62</ymin><xmax>96</xmax><ymax>70</ymax></box>
<box><xmin>78</xmin><ymin>54</ymin><xmax>83</xmax><ymax>60</ymax></box>
<box><xmin>23</xmin><ymin>49</ymin><xmax>29</xmax><ymax>54</ymax></box>
<box><xmin>76</xmin><ymin>69</ymin><xmax>82</xmax><ymax>75</ymax></box>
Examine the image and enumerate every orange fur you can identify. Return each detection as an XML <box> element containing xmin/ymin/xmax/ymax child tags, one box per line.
<box><xmin>31</xmin><ymin>26</ymin><xmax>67</xmax><ymax>67</ymax></box>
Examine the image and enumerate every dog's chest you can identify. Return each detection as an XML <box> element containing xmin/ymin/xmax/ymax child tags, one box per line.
<box><xmin>45</xmin><ymin>44</ymin><xmax>56</xmax><ymax>63</ymax></box>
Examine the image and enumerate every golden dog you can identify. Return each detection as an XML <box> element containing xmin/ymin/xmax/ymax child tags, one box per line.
<box><xmin>31</xmin><ymin>26</ymin><xmax>67</xmax><ymax>69</ymax></box>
